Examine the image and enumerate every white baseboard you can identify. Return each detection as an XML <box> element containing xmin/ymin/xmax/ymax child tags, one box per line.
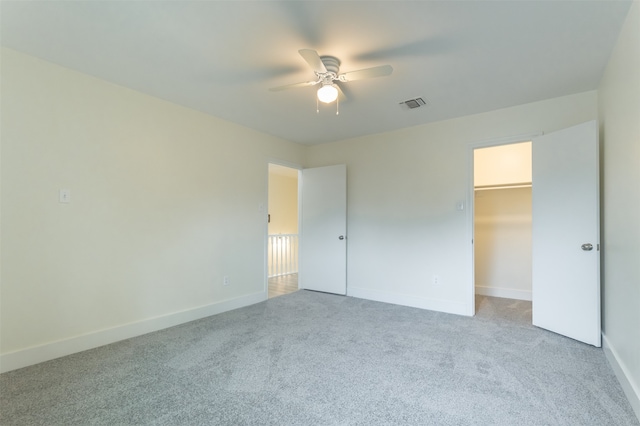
<box><xmin>0</xmin><ymin>291</ymin><xmax>267</xmax><ymax>373</ymax></box>
<box><xmin>347</xmin><ymin>286</ymin><xmax>468</xmax><ymax>316</ymax></box>
<box><xmin>475</xmin><ymin>285</ymin><xmax>532</xmax><ymax>301</ymax></box>
<box><xmin>602</xmin><ymin>334</ymin><xmax>640</xmax><ymax>422</ymax></box>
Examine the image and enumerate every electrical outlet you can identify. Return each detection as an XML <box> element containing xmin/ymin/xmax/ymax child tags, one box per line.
<box><xmin>223</xmin><ymin>276</ymin><xmax>230</xmax><ymax>286</ymax></box>
<box><xmin>433</xmin><ymin>275</ymin><xmax>441</xmax><ymax>286</ymax></box>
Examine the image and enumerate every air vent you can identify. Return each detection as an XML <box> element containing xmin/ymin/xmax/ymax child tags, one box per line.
<box><xmin>399</xmin><ymin>97</ymin><xmax>428</xmax><ymax>110</ymax></box>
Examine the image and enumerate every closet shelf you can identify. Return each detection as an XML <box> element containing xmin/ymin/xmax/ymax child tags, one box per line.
<box><xmin>474</xmin><ymin>182</ymin><xmax>532</xmax><ymax>191</ymax></box>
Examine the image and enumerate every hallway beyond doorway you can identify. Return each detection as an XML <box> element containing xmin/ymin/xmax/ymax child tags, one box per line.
<box><xmin>268</xmin><ymin>273</ymin><xmax>298</xmax><ymax>298</ymax></box>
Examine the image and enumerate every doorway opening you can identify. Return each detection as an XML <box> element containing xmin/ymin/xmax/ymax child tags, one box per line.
<box><xmin>267</xmin><ymin>163</ymin><xmax>300</xmax><ymax>298</ymax></box>
<box><xmin>473</xmin><ymin>141</ymin><xmax>532</xmax><ymax>321</ymax></box>
<box><xmin>470</xmin><ymin>122</ymin><xmax>600</xmax><ymax>345</ymax></box>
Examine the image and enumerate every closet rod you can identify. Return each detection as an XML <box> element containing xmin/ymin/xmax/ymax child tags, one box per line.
<box><xmin>474</xmin><ymin>182</ymin><xmax>532</xmax><ymax>191</ymax></box>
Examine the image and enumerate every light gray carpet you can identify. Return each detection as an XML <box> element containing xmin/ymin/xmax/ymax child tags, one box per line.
<box><xmin>1</xmin><ymin>292</ymin><xmax>637</xmax><ymax>425</ymax></box>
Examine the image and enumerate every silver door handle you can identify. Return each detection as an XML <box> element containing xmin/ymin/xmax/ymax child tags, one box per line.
<box><xmin>338</xmin><ymin>235</ymin><xmax>345</xmax><ymax>240</ymax></box>
<box><xmin>581</xmin><ymin>243</ymin><xmax>593</xmax><ymax>251</ymax></box>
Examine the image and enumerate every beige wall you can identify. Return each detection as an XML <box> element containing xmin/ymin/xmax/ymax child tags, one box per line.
<box><xmin>0</xmin><ymin>48</ymin><xmax>306</xmax><ymax>369</ymax></box>
<box><xmin>598</xmin><ymin>1</ymin><xmax>640</xmax><ymax>417</ymax></box>
<box><xmin>307</xmin><ymin>90</ymin><xmax>598</xmax><ymax>314</ymax></box>
<box><xmin>474</xmin><ymin>187</ymin><xmax>532</xmax><ymax>300</ymax></box>
<box><xmin>268</xmin><ymin>167</ymin><xmax>298</xmax><ymax>235</ymax></box>
<box><xmin>474</xmin><ymin>142</ymin><xmax>532</xmax><ymax>187</ymax></box>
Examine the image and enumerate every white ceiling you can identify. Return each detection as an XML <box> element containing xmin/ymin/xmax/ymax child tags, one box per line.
<box><xmin>1</xmin><ymin>1</ymin><xmax>632</xmax><ymax>145</ymax></box>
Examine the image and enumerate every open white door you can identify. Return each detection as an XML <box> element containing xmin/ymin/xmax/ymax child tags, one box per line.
<box><xmin>532</xmin><ymin>120</ymin><xmax>600</xmax><ymax>347</ymax></box>
<box><xmin>300</xmin><ymin>164</ymin><xmax>347</xmax><ymax>295</ymax></box>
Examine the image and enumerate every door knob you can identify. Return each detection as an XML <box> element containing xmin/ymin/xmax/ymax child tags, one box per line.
<box><xmin>338</xmin><ymin>235</ymin><xmax>345</xmax><ymax>240</ymax></box>
<box><xmin>581</xmin><ymin>243</ymin><xmax>593</xmax><ymax>251</ymax></box>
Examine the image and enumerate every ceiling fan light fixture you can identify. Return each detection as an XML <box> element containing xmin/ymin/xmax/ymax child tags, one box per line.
<box><xmin>317</xmin><ymin>84</ymin><xmax>338</xmax><ymax>103</ymax></box>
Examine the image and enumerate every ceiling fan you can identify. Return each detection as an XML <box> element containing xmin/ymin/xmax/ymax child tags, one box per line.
<box><xmin>269</xmin><ymin>49</ymin><xmax>393</xmax><ymax>104</ymax></box>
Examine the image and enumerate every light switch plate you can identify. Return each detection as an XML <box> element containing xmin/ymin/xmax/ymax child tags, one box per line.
<box><xmin>59</xmin><ymin>189</ymin><xmax>71</xmax><ymax>203</ymax></box>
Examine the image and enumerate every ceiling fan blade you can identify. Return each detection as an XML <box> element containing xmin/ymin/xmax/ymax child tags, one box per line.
<box><xmin>269</xmin><ymin>80</ymin><xmax>319</xmax><ymax>92</ymax></box>
<box><xmin>339</xmin><ymin>64</ymin><xmax>393</xmax><ymax>82</ymax></box>
<box><xmin>299</xmin><ymin>49</ymin><xmax>327</xmax><ymax>74</ymax></box>
<box><xmin>336</xmin><ymin>84</ymin><xmax>348</xmax><ymax>102</ymax></box>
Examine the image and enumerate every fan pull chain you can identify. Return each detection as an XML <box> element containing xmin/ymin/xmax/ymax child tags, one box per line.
<box><xmin>336</xmin><ymin>97</ymin><xmax>339</xmax><ymax>115</ymax></box>
<box><xmin>316</xmin><ymin>97</ymin><xmax>319</xmax><ymax>114</ymax></box>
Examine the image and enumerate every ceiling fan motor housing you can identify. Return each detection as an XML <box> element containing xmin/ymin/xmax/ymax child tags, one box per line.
<box><xmin>319</xmin><ymin>56</ymin><xmax>340</xmax><ymax>77</ymax></box>
<box><xmin>268</xmin><ymin>49</ymin><xmax>393</xmax><ymax>101</ymax></box>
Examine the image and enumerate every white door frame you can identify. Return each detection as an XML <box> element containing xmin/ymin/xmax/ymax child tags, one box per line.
<box><xmin>466</xmin><ymin>132</ymin><xmax>541</xmax><ymax>316</ymax></box>
<box><xmin>265</xmin><ymin>160</ymin><xmax>303</xmax><ymax>298</ymax></box>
